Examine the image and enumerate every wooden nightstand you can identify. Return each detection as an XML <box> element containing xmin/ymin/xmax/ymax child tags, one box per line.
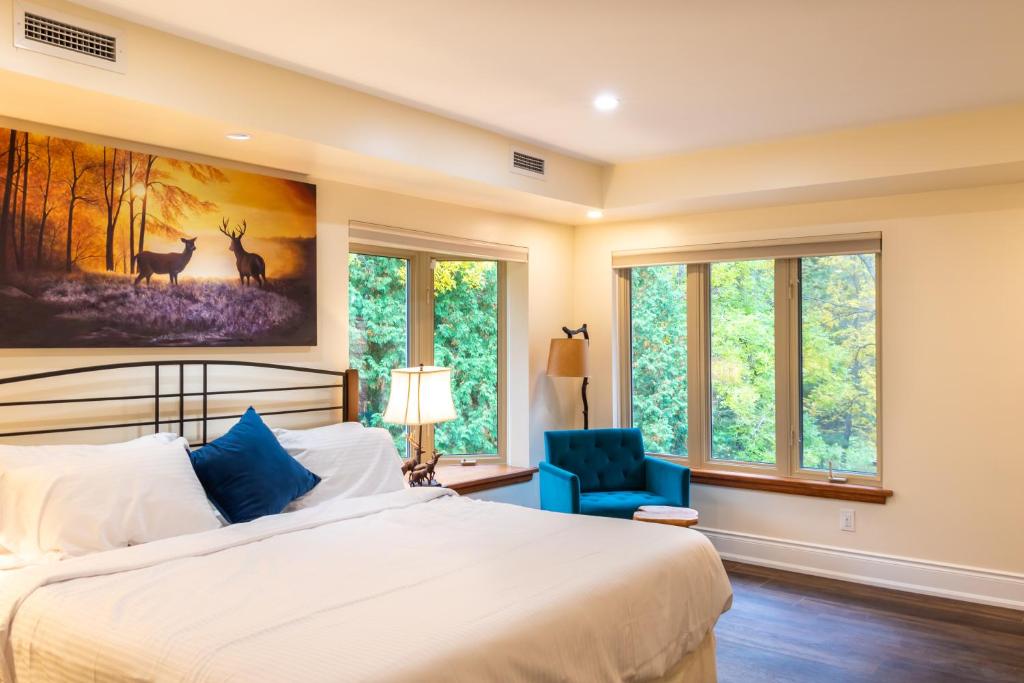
<box><xmin>434</xmin><ymin>464</ymin><xmax>537</xmax><ymax>495</ymax></box>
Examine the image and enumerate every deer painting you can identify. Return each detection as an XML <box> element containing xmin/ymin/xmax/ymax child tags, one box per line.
<box><xmin>134</xmin><ymin>238</ymin><xmax>197</xmax><ymax>287</ymax></box>
<box><xmin>219</xmin><ymin>218</ymin><xmax>267</xmax><ymax>287</ymax></box>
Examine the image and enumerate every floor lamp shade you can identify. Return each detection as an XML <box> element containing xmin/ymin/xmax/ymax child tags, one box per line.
<box><xmin>547</xmin><ymin>338</ymin><xmax>590</xmax><ymax>377</ymax></box>
<box><xmin>383</xmin><ymin>366</ymin><xmax>457</xmax><ymax>426</ymax></box>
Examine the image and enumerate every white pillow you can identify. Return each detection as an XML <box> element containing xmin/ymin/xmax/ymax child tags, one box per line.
<box><xmin>0</xmin><ymin>433</ymin><xmax>228</xmax><ymax>535</ymax></box>
<box><xmin>0</xmin><ymin>432</ymin><xmax>181</xmax><ymax>474</ymax></box>
<box><xmin>272</xmin><ymin>422</ymin><xmax>406</xmax><ymax>511</ymax></box>
<box><xmin>0</xmin><ymin>439</ymin><xmax>221</xmax><ymax>561</ymax></box>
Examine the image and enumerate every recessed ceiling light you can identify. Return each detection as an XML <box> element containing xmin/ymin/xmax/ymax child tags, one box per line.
<box><xmin>226</xmin><ymin>132</ymin><xmax>251</xmax><ymax>141</ymax></box>
<box><xmin>587</xmin><ymin>209</ymin><xmax>604</xmax><ymax>219</ymax></box>
<box><xmin>593</xmin><ymin>94</ymin><xmax>620</xmax><ymax>112</ymax></box>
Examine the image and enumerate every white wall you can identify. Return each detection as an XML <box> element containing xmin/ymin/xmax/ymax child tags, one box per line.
<box><xmin>573</xmin><ymin>182</ymin><xmax>1024</xmax><ymax>580</ymax></box>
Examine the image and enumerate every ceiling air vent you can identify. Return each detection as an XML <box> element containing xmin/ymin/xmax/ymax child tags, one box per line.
<box><xmin>510</xmin><ymin>148</ymin><xmax>546</xmax><ymax>180</ymax></box>
<box><xmin>13</xmin><ymin>2</ymin><xmax>125</xmax><ymax>73</ymax></box>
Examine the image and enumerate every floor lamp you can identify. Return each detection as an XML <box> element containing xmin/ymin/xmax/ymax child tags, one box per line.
<box><xmin>547</xmin><ymin>323</ymin><xmax>591</xmax><ymax>429</ymax></box>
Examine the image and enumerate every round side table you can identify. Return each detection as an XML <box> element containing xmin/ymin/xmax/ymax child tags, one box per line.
<box><xmin>632</xmin><ymin>505</ymin><xmax>699</xmax><ymax>528</ymax></box>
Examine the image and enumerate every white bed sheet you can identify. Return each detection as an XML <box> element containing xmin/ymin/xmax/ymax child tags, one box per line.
<box><xmin>0</xmin><ymin>488</ymin><xmax>732</xmax><ymax>683</ymax></box>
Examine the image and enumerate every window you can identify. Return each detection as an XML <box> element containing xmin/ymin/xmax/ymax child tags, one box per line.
<box><xmin>348</xmin><ymin>247</ymin><xmax>506</xmax><ymax>460</ymax></box>
<box><xmin>710</xmin><ymin>260</ymin><xmax>776</xmax><ymax>464</ymax></box>
<box><xmin>618</xmin><ymin>234</ymin><xmax>881</xmax><ymax>485</ymax></box>
<box><xmin>433</xmin><ymin>260</ymin><xmax>500</xmax><ymax>455</ymax></box>
<box><xmin>799</xmin><ymin>254</ymin><xmax>878</xmax><ymax>475</ymax></box>
<box><xmin>347</xmin><ymin>252</ymin><xmax>409</xmax><ymax>453</ymax></box>
<box><xmin>629</xmin><ymin>265</ymin><xmax>688</xmax><ymax>456</ymax></box>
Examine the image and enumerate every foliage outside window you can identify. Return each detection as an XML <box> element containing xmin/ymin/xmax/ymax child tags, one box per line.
<box><xmin>710</xmin><ymin>260</ymin><xmax>776</xmax><ymax>464</ymax></box>
<box><xmin>800</xmin><ymin>255</ymin><xmax>877</xmax><ymax>474</ymax></box>
<box><xmin>347</xmin><ymin>253</ymin><xmax>408</xmax><ymax>453</ymax></box>
<box><xmin>433</xmin><ymin>261</ymin><xmax>499</xmax><ymax>455</ymax></box>
<box><xmin>630</xmin><ymin>265</ymin><xmax>687</xmax><ymax>456</ymax></box>
<box><xmin>622</xmin><ymin>245</ymin><xmax>880</xmax><ymax>483</ymax></box>
<box><xmin>348</xmin><ymin>249</ymin><xmax>504</xmax><ymax>460</ymax></box>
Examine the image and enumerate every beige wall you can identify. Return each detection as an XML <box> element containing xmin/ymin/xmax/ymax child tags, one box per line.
<box><xmin>573</xmin><ymin>183</ymin><xmax>1024</xmax><ymax>574</ymax></box>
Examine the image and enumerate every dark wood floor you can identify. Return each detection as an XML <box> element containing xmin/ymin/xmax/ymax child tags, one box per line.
<box><xmin>717</xmin><ymin>561</ymin><xmax>1024</xmax><ymax>683</ymax></box>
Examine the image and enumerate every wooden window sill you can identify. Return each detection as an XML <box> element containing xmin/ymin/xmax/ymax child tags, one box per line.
<box><xmin>690</xmin><ymin>468</ymin><xmax>893</xmax><ymax>504</ymax></box>
<box><xmin>435</xmin><ymin>464</ymin><xmax>537</xmax><ymax>495</ymax></box>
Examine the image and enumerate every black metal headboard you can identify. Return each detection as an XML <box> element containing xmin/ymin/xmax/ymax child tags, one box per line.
<box><xmin>0</xmin><ymin>361</ymin><xmax>359</xmax><ymax>446</ymax></box>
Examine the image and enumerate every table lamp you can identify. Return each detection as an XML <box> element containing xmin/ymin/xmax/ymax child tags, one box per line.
<box><xmin>547</xmin><ymin>323</ymin><xmax>591</xmax><ymax>429</ymax></box>
<box><xmin>383</xmin><ymin>364</ymin><xmax>457</xmax><ymax>486</ymax></box>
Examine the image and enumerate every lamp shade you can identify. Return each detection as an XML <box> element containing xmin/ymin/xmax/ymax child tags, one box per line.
<box><xmin>546</xmin><ymin>338</ymin><xmax>590</xmax><ymax>377</ymax></box>
<box><xmin>383</xmin><ymin>366</ymin><xmax>457</xmax><ymax>426</ymax></box>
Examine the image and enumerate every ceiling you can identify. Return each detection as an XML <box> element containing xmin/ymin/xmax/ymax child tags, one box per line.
<box><xmin>70</xmin><ymin>0</ymin><xmax>1024</xmax><ymax>163</ymax></box>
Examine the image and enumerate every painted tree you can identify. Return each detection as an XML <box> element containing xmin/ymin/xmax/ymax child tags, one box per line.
<box><xmin>16</xmin><ymin>132</ymin><xmax>30</xmax><ymax>271</ymax></box>
<box><xmin>125</xmin><ymin>151</ymin><xmax>140</xmax><ymax>272</ymax></box>
<box><xmin>6</xmin><ymin>134</ymin><xmax>25</xmax><ymax>271</ymax></box>
<box><xmin>102</xmin><ymin>146</ymin><xmax>129</xmax><ymax>271</ymax></box>
<box><xmin>35</xmin><ymin>136</ymin><xmax>54</xmax><ymax>269</ymax></box>
<box><xmin>62</xmin><ymin>140</ymin><xmax>97</xmax><ymax>273</ymax></box>
<box><xmin>135</xmin><ymin>156</ymin><xmax>226</xmax><ymax>267</ymax></box>
<box><xmin>0</xmin><ymin>129</ymin><xmax>16</xmax><ymax>280</ymax></box>
<box><xmin>135</xmin><ymin>154</ymin><xmax>156</xmax><ymax>270</ymax></box>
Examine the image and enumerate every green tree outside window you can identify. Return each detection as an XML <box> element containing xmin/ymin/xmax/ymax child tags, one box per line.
<box><xmin>433</xmin><ymin>260</ymin><xmax>499</xmax><ymax>456</ymax></box>
<box><xmin>630</xmin><ymin>265</ymin><xmax>688</xmax><ymax>455</ymax></box>
<box><xmin>800</xmin><ymin>255</ymin><xmax>877</xmax><ymax>474</ymax></box>
<box><xmin>710</xmin><ymin>260</ymin><xmax>777</xmax><ymax>464</ymax></box>
<box><xmin>348</xmin><ymin>253</ymin><xmax>408</xmax><ymax>453</ymax></box>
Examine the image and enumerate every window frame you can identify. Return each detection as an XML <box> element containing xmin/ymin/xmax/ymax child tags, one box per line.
<box><xmin>349</xmin><ymin>244</ymin><xmax>508</xmax><ymax>463</ymax></box>
<box><xmin>617</xmin><ymin>249</ymin><xmax>882</xmax><ymax>487</ymax></box>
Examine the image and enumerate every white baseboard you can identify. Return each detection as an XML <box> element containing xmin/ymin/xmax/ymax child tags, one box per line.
<box><xmin>700</xmin><ymin>527</ymin><xmax>1024</xmax><ymax>611</ymax></box>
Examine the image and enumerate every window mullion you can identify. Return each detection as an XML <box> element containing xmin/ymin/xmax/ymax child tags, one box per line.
<box><xmin>410</xmin><ymin>253</ymin><xmax>436</xmax><ymax>453</ymax></box>
<box><xmin>687</xmin><ymin>263</ymin><xmax>710</xmax><ymax>469</ymax></box>
<box><xmin>496</xmin><ymin>261</ymin><xmax>508</xmax><ymax>462</ymax></box>
<box><xmin>789</xmin><ymin>259</ymin><xmax>803</xmax><ymax>479</ymax></box>
<box><xmin>615</xmin><ymin>269</ymin><xmax>633</xmax><ymax>429</ymax></box>
<box><xmin>774</xmin><ymin>259</ymin><xmax>796</xmax><ymax>478</ymax></box>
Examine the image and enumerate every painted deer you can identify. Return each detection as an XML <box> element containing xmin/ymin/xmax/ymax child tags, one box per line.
<box><xmin>219</xmin><ymin>218</ymin><xmax>267</xmax><ymax>287</ymax></box>
<box><xmin>134</xmin><ymin>238</ymin><xmax>197</xmax><ymax>287</ymax></box>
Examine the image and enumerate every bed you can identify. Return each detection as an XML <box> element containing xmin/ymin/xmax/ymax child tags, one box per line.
<box><xmin>0</xmin><ymin>362</ymin><xmax>732</xmax><ymax>683</ymax></box>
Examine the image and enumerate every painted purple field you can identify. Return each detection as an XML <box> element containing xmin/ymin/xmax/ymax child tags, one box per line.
<box><xmin>0</xmin><ymin>273</ymin><xmax>315</xmax><ymax>347</ymax></box>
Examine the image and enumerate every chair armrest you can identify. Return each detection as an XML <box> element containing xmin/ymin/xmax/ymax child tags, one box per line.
<box><xmin>645</xmin><ymin>456</ymin><xmax>691</xmax><ymax>507</ymax></box>
<box><xmin>539</xmin><ymin>461</ymin><xmax>581</xmax><ymax>514</ymax></box>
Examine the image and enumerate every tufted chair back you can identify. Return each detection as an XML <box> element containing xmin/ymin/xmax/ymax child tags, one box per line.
<box><xmin>544</xmin><ymin>428</ymin><xmax>646</xmax><ymax>493</ymax></box>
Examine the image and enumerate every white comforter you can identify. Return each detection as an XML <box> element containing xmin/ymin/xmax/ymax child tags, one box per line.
<box><xmin>0</xmin><ymin>489</ymin><xmax>732</xmax><ymax>683</ymax></box>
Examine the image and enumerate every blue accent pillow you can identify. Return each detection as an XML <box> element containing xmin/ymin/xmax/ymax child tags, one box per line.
<box><xmin>189</xmin><ymin>407</ymin><xmax>320</xmax><ymax>523</ymax></box>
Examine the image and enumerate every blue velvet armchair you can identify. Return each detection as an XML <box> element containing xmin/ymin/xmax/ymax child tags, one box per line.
<box><xmin>539</xmin><ymin>428</ymin><xmax>691</xmax><ymax>519</ymax></box>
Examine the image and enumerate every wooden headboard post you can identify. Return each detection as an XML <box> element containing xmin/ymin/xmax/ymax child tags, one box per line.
<box><xmin>344</xmin><ymin>368</ymin><xmax>360</xmax><ymax>423</ymax></box>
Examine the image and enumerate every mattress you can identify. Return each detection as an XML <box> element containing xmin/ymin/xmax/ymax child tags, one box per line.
<box><xmin>0</xmin><ymin>488</ymin><xmax>732</xmax><ymax>682</ymax></box>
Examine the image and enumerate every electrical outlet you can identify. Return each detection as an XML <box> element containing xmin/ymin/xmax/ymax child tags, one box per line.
<box><xmin>840</xmin><ymin>509</ymin><xmax>855</xmax><ymax>532</ymax></box>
